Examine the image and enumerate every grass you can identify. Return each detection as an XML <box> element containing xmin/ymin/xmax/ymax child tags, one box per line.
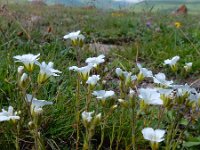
<box><xmin>0</xmin><ymin>2</ymin><xmax>200</xmax><ymax>149</ymax></box>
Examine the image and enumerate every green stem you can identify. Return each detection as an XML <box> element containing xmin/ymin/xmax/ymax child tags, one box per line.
<box><xmin>15</xmin><ymin>123</ymin><xmax>20</xmax><ymax>150</ymax></box>
<box><xmin>157</xmin><ymin>107</ymin><xmax>165</xmax><ymax>128</ymax></box>
<box><xmin>76</xmin><ymin>74</ymin><xmax>81</xmax><ymax>150</ymax></box>
<box><xmin>86</xmin><ymin>86</ymin><xmax>91</xmax><ymax>111</ymax></box>
<box><xmin>131</xmin><ymin>98</ymin><xmax>136</xmax><ymax>150</ymax></box>
<box><xmin>116</xmin><ymin>108</ymin><xmax>124</xmax><ymax>150</ymax></box>
<box><xmin>98</xmin><ymin>125</ymin><xmax>105</xmax><ymax>150</ymax></box>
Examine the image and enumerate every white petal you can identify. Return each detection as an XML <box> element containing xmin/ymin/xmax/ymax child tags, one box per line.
<box><xmin>142</xmin><ymin>128</ymin><xmax>154</xmax><ymax>141</ymax></box>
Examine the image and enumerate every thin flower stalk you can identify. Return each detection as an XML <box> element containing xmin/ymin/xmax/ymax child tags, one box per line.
<box><xmin>98</xmin><ymin>105</ymin><xmax>117</xmax><ymax>150</ymax></box>
<box><xmin>130</xmin><ymin>93</ymin><xmax>136</xmax><ymax>150</ymax></box>
<box><xmin>76</xmin><ymin>74</ymin><xmax>81</xmax><ymax>150</ymax></box>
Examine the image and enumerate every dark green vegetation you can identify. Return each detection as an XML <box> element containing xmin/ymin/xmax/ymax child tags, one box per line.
<box><xmin>0</xmin><ymin>3</ymin><xmax>200</xmax><ymax>149</ymax></box>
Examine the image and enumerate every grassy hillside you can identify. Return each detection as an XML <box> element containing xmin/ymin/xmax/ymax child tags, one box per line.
<box><xmin>0</xmin><ymin>2</ymin><xmax>200</xmax><ymax>150</ymax></box>
<box><xmin>132</xmin><ymin>0</ymin><xmax>200</xmax><ymax>14</ymax></box>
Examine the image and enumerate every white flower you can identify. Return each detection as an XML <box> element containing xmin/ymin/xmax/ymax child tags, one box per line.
<box><xmin>138</xmin><ymin>88</ymin><xmax>163</xmax><ymax>105</ymax></box>
<box><xmin>0</xmin><ymin>106</ymin><xmax>20</xmax><ymax>122</ymax></box>
<box><xmin>26</xmin><ymin>94</ymin><xmax>53</xmax><ymax>114</ymax></box>
<box><xmin>115</xmin><ymin>68</ymin><xmax>137</xmax><ymax>82</ymax></box>
<box><xmin>172</xmin><ymin>84</ymin><xmax>191</xmax><ymax>97</ymax></box>
<box><xmin>171</xmin><ymin>84</ymin><xmax>200</xmax><ymax>103</ymax></box>
<box><xmin>63</xmin><ymin>30</ymin><xmax>85</xmax><ymax>41</ymax></box>
<box><xmin>36</xmin><ymin>61</ymin><xmax>61</xmax><ymax>83</ymax></box>
<box><xmin>13</xmin><ymin>53</ymin><xmax>40</xmax><ymax>71</ymax></box>
<box><xmin>184</xmin><ymin>62</ymin><xmax>192</xmax><ymax>71</ymax></box>
<box><xmin>82</xmin><ymin>111</ymin><xmax>94</xmax><ymax>122</ymax></box>
<box><xmin>92</xmin><ymin>90</ymin><xmax>115</xmax><ymax>100</ymax></box>
<box><xmin>69</xmin><ymin>65</ymin><xmax>93</xmax><ymax>81</ymax></box>
<box><xmin>188</xmin><ymin>88</ymin><xmax>200</xmax><ymax>102</ymax></box>
<box><xmin>142</xmin><ymin>127</ymin><xmax>165</xmax><ymax>143</ymax></box>
<box><xmin>153</xmin><ymin>73</ymin><xmax>173</xmax><ymax>87</ymax></box>
<box><xmin>123</xmin><ymin>72</ymin><xmax>137</xmax><ymax>81</ymax></box>
<box><xmin>85</xmin><ymin>54</ymin><xmax>105</xmax><ymax>67</ymax></box>
<box><xmin>137</xmin><ymin>63</ymin><xmax>153</xmax><ymax>78</ymax></box>
<box><xmin>164</xmin><ymin>56</ymin><xmax>180</xmax><ymax>66</ymax></box>
<box><xmin>115</xmin><ymin>68</ymin><xmax>123</xmax><ymax>77</ymax></box>
<box><xmin>86</xmin><ymin>75</ymin><xmax>100</xmax><ymax>86</ymax></box>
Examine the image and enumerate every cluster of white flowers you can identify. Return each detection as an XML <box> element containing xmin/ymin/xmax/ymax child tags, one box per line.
<box><xmin>1</xmin><ymin>53</ymin><xmax>61</xmax><ymax>124</ymax></box>
<box><xmin>0</xmin><ymin>106</ymin><xmax>20</xmax><ymax>122</ymax></box>
<box><xmin>10</xmin><ymin>29</ymin><xmax>199</xmax><ymax>149</ymax></box>
<box><xmin>116</xmin><ymin>68</ymin><xmax>137</xmax><ymax>82</ymax></box>
<box><xmin>14</xmin><ymin>53</ymin><xmax>61</xmax><ymax>84</ymax></box>
<box><xmin>164</xmin><ymin>55</ymin><xmax>192</xmax><ymax>72</ymax></box>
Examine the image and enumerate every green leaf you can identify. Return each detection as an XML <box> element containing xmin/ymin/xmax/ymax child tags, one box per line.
<box><xmin>183</xmin><ymin>142</ymin><xmax>200</xmax><ymax>147</ymax></box>
<box><xmin>180</xmin><ymin>118</ymin><xmax>189</xmax><ymax>126</ymax></box>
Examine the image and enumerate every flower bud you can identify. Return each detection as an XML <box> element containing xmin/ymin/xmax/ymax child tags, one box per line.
<box><xmin>19</xmin><ymin>73</ymin><xmax>28</xmax><ymax>88</ymax></box>
<box><xmin>118</xmin><ymin>99</ymin><xmax>128</xmax><ymax>108</ymax></box>
<box><xmin>137</xmin><ymin>73</ymin><xmax>144</xmax><ymax>83</ymax></box>
<box><xmin>92</xmin><ymin>113</ymin><xmax>101</xmax><ymax>126</ymax></box>
<box><xmin>17</xmin><ymin>66</ymin><xmax>24</xmax><ymax>75</ymax></box>
<box><xmin>28</xmin><ymin>121</ymin><xmax>35</xmax><ymax>129</ymax></box>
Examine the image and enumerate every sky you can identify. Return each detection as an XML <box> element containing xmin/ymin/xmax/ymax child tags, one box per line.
<box><xmin>113</xmin><ymin>0</ymin><xmax>144</xmax><ymax>3</ymax></box>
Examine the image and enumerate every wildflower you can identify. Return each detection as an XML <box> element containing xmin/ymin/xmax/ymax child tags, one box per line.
<box><xmin>92</xmin><ymin>90</ymin><xmax>115</xmax><ymax>100</ymax></box>
<box><xmin>164</xmin><ymin>56</ymin><xmax>180</xmax><ymax>66</ymax></box>
<box><xmin>63</xmin><ymin>30</ymin><xmax>85</xmax><ymax>46</ymax></box>
<box><xmin>184</xmin><ymin>62</ymin><xmax>192</xmax><ymax>72</ymax></box>
<box><xmin>137</xmin><ymin>63</ymin><xmax>153</xmax><ymax>81</ymax></box>
<box><xmin>174</xmin><ymin>22</ymin><xmax>181</xmax><ymax>28</ymax></box>
<box><xmin>69</xmin><ymin>65</ymin><xmax>93</xmax><ymax>82</ymax></box>
<box><xmin>142</xmin><ymin>127</ymin><xmax>165</xmax><ymax>142</ymax></box>
<box><xmin>172</xmin><ymin>84</ymin><xmax>191</xmax><ymax>97</ymax></box>
<box><xmin>63</xmin><ymin>30</ymin><xmax>85</xmax><ymax>41</ymax></box>
<box><xmin>0</xmin><ymin>106</ymin><xmax>20</xmax><ymax>122</ymax></box>
<box><xmin>86</xmin><ymin>75</ymin><xmax>100</xmax><ymax>87</ymax></box>
<box><xmin>85</xmin><ymin>54</ymin><xmax>105</xmax><ymax>68</ymax></box>
<box><xmin>82</xmin><ymin>111</ymin><xmax>94</xmax><ymax>123</ymax></box>
<box><xmin>158</xmin><ymin>88</ymin><xmax>174</xmax><ymax>107</ymax></box>
<box><xmin>13</xmin><ymin>53</ymin><xmax>40</xmax><ymax>72</ymax></box>
<box><xmin>138</xmin><ymin>88</ymin><xmax>163</xmax><ymax>105</ymax></box>
<box><xmin>153</xmin><ymin>73</ymin><xmax>173</xmax><ymax>87</ymax></box>
<box><xmin>171</xmin><ymin>84</ymin><xmax>198</xmax><ymax>104</ymax></box>
<box><xmin>146</xmin><ymin>21</ymin><xmax>152</xmax><ymax>28</ymax></box>
<box><xmin>115</xmin><ymin>68</ymin><xmax>123</xmax><ymax>77</ymax></box>
<box><xmin>115</xmin><ymin>68</ymin><xmax>137</xmax><ymax>85</ymax></box>
<box><xmin>26</xmin><ymin>94</ymin><xmax>53</xmax><ymax>115</ymax></box>
<box><xmin>188</xmin><ymin>88</ymin><xmax>200</xmax><ymax>102</ymax></box>
<box><xmin>123</xmin><ymin>72</ymin><xmax>137</xmax><ymax>86</ymax></box>
<box><xmin>36</xmin><ymin>61</ymin><xmax>61</xmax><ymax>84</ymax></box>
